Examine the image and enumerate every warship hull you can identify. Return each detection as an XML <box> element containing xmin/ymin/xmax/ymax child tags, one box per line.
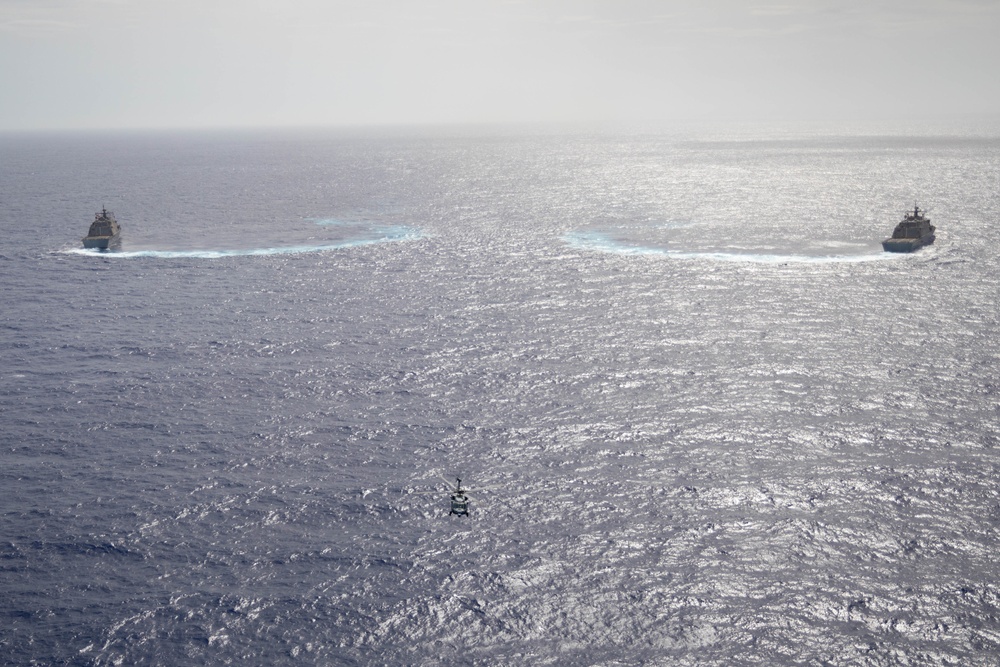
<box><xmin>82</xmin><ymin>233</ymin><xmax>121</xmax><ymax>250</ymax></box>
<box><xmin>881</xmin><ymin>234</ymin><xmax>934</xmax><ymax>253</ymax></box>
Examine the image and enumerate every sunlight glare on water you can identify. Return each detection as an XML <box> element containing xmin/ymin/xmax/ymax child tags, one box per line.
<box><xmin>1</xmin><ymin>124</ymin><xmax>999</xmax><ymax>665</ymax></box>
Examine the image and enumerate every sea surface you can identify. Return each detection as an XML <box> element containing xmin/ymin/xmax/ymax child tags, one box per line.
<box><xmin>2</xmin><ymin>121</ymin><xmax>1000</xmax><ymax>665</ymax></box>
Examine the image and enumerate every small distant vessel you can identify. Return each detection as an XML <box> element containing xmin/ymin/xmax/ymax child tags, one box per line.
<box><xmin>882</xmin><ymin>205</ymin><xmax>935</xmax><ymax>253</ymax></box>
<box><xmin>82</xmin><ymin>207</ymin><xmax>121</xmax><ymax>250</ymax></box>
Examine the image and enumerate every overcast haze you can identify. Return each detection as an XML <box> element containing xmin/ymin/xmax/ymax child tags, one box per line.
<box><xmin>1</xmin><ymin>0</ymin><xmax>999</xmax><ymax>131</ymax></box>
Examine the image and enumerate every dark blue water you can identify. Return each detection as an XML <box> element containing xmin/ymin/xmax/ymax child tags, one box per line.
<box><xmin>2</xmin><ymin>124</ymin><xmax>1000</xmax><ymax>665</ymax></box>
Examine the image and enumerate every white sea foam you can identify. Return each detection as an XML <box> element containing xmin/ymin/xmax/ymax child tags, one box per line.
<box><xmin>564</xmin><ymin>230</ymin><xmax>896</xmax><ymax>263</ymax></box>
<box><xmin>58</xmin><ymin>224</ymin><xmax>420</xmax><ymax>258</ymax></box>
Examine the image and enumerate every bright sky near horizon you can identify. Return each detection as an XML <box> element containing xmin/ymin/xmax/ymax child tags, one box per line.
<box><xmin>1</xmin><ymin>0</ymin><xmax>998</xmax><ymax>131</ymax></box>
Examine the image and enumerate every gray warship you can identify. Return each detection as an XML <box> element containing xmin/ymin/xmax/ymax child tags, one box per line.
<box><xmin>82</xmin><ymin>207</ymin><xmax>121</xmax><ymax>250</ymax></box>
<box><xmin>882</xmin><ymin>205</ymin><xmax>935</xmax><ymax>253</ymax></box>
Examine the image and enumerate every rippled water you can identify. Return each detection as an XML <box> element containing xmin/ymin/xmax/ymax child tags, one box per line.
<box><xmin>2</xmin><ymin>125</ymin><xmax>999</xmax><ymax>665</ymax></box>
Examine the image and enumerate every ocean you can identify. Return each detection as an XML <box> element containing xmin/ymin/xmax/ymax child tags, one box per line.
<box><xmin>2</xmin><ymin>122</ymin><xmax>999</xmax><ymax>665</ymax></box>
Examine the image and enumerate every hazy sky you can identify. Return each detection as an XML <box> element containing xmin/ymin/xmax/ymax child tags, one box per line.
<box><xmin>1</xmin><ymin>0</ymin><xmax>998</xmax><ymax>130</ymax></box>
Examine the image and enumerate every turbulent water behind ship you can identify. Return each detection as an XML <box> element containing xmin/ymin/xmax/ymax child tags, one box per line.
<box><xmin>2</xmin><ymin>124</ymin><xmax>999</xmax><ymax>665</ymax></box>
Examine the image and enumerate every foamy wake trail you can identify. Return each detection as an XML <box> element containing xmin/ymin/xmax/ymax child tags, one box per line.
<box><xmin>59</xmin><ymin>226</ymin><xmax>420</xmax><ymax>259</ymax></box>
<box><xmin>564</xmin><ymin>231</ymin><xmax>895</xmax><ymax>264</ymax></box>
